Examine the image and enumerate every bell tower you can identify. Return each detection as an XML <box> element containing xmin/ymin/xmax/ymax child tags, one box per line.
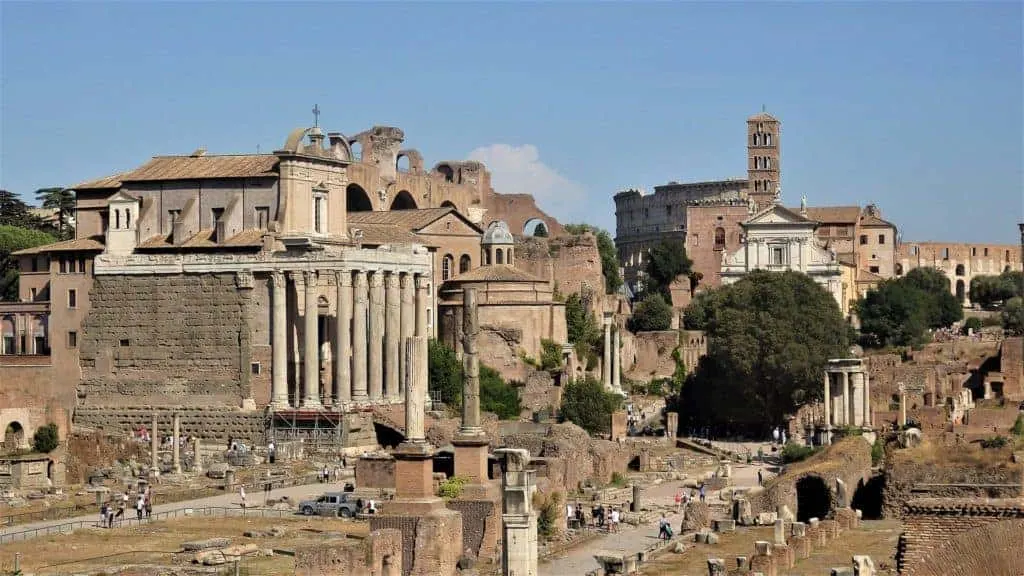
<box><xmin>747</xmin><ymin>111</ymin><xmax>781</xmax><ymax>208</ymax></box>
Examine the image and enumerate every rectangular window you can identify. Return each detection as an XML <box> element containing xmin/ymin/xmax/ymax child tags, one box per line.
<box><xmin>869</xmin><ymin>266</ymin><xmax>880</xmax><ymax>274</ymax></box>
<box><xmin>30</xmin><ymin>288</ymin><xmax>37</xmax><ymax>301</ymax></box>
<box><xmin>251</xmin><ymin>362</ymin><xmax>261</xmax><ymax>375</ymax></box>
<box><xmin>59</xmin><ymin>258</ymin><xmax>67</xmax><ymax>274</ymax></box>
<box><xmin>31</xmin><ymin>257</ymin><xmax>38</xmax><ymax>272</ymax></box>
<box><xmin>167</xmin><ymin>209</ymin><xmax>181</xmax><ymax>232</ymax></box>
<box><xmin>878</xmin><ymin>235</ymin><xmax>885</xmax><ymax>245</ymax></box>
<box><xmin>859</xmin><ymin>235</ymin><xmax>868</xmax><ymax>245</ymax></box>
<box><xmin>255</xmin><ymin>206</ymin><xmax>270</xmax><ymax>230</ymax></box>
<box><xmin>78</xmin><ymin>258</ymin><xmax>85</xmax><ymax>273</ymax></box>
<box><xmin>770</xmin><ymin>246</ymin><xmax>786</xmax><ymax>266</ymax></box>
<box><xmin>67</xmin><ymin>289</ymin><xmax>77</xmax><ymax>309</ymax></box>
<box><xmin>313</xmin><ymin>195</ymin><xmax>326</xmax><ymax>234</ymax></box>
<box><xmin>984</xmin><ymin>248</ymin><xmax>989</xmax><ymax>257</ymax></box>
<box><xmin>119</xmin><ymin>339</ymin><xmax>130</xmax><ymax>347</ymax></box>
<box><xmin>971</xmin><ymin>247</ymin><xmax>977</xmax><ymax>256</ymax></box>
<box><xmin>67</xmin><ymin>331</ymin><xmax>77</xmax><ymax>348</ymax></box>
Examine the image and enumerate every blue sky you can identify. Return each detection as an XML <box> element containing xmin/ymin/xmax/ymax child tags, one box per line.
<box><xmin>2</xmin><ymin>2</ymin><xmax>1021</xmax><ymax>243</ymax></box>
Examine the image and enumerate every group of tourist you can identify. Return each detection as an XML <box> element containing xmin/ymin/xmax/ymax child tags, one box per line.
<box><xmin>98</xmin><ymin>485</ymin><xmax>153</xmax><ymax>528</ymax></box>
<box><xmin>566</xmin><ymin>501</ymin><xmax>622</xmax><ymax>533</ymax></box>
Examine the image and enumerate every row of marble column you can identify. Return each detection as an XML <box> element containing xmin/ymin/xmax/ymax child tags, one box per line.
<box><xmin>822</xmin><ymin>369</ymin><xmax>871</xmax><ymax>430</ymax></box>
<box><xmin>602</xmin><ymin>313</ymin><xmax>623</xmax><ymax>393</ymax></box>
<box><xmin>268</xmin><ymin>269</ymin><xmax>429</xmax><ymax>409</ymax></box>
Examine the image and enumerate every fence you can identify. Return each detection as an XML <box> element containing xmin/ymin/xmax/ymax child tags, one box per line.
<box><xmin>1</xmin><ymin>472</ymin><xmax>319</xmax><ymax>534</ymax></box>
<box><xmin>0</xmin><ymin>503</ymin><xmax>324</xmax><ymax>545</ymax></box>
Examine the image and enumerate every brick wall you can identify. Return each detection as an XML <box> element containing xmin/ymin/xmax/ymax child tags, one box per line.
<box><xmin>357</xmin><ymin>455</ymin><xmax>396</xmax><ymax>489</ymax></box>
<box><xmin>685</xmin><ymin>204</ymin><xmax>751</xmax><ymax>288</ymax></box>
<box><xmin>515</xmin><ymin>234</ymin><xmax>606</xmax><ymax>298</ymax></box>
<box><xmin>295</xmin><ymin>529</ymin><xmax>402</xmax><ymax>575</ymax></box>
<box><xmin>898</xmin><ymin>498</ymin><xmax>1024</xmax><ymax>576</ymax></box>
<box><xmin>1000</xmin><ymin>337</ymin><xmax>1023</xmax><ymax>400</ymax></box>
<box><xmin>72</xmin><ymin>406</ymin><xmax>265</xmax><ymax>445</ymax></box>
<box><xmin>446</xmin><ymin>499</ymin><xmax>496</xmax><ymax>558</ymax></box>
<box><xmin>79</xmin><ymin>273</ymin><xmax>253</xmax><ymax>406</ymax></box>
<box><xmin>626</xmin><ymin>330</ymin><xmax>681</xmax><ymax>380</ymax></box>
<box><xmin>883</xmin><ymin>450</ymin><xmax>1023</xmax><ymax>518</ymax></box>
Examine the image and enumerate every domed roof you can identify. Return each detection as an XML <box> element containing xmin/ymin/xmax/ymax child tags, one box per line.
<box><xmin>482</xmin><ymin>221</ymin><xmax>514</xmax><ymax>245</ymax></box>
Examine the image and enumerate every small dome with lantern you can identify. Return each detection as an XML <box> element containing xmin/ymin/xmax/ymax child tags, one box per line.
<box><xmin>481</xmin><ymin>220</ymin><xmax>515</xmax><ymax>266</ymax></box>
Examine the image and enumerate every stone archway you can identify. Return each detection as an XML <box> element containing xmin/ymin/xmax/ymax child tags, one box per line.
<box><xmin>523</xmin><ymin>218</ymin><xmax>547</xmax><ymax>237</ymax></box>
<box><xmin>795</xmin><ymin>475</ymin><xmax>831</xmax><ymax>522</ymax></box>
<box><xmin>347</xmin><ymin>184</ymin><xmax>373</xmax><ymax>212</ymax></box>
<box><xmin>3</xmin><ymin>421</ymin><xmax>25</xmax><ymax>452</ymax></box>
<box><xmin>851</xmin><ymin>474</ymin><xmax>884</xmax><ymax>519</ymax></box>
<box><xmin>389</xmin><ymin>190</ymin><xmax>417</xmax><ymax>210</ymax></box>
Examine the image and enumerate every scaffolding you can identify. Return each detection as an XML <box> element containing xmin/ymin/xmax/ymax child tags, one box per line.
<box><xmin>266</xmin><ymin>406</ymin><xmax>355</xmax><ymax>457</ymax></box>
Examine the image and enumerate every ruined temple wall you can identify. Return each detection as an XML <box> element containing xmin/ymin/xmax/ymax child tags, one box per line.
<box><xmin>626</xmin><ymin>330</ymin><xmax>681</xmax><ymax>380</ymax></box>
<box><xmin>482</xmin><ymin>193</ymin><xmax>565</xmax><ymax>239</ymax></box>
<box><xmin>514</xmin><ymin>234</ymin><xmax>605</xmax><ymax>299</ymax></box>
<box><xmin>79</xmin><ymin>273</ymin><xmax>257</xmax><ymax>407</ymax></box>
<box><xmin>72</xmin><ymin>406</ymin><xmax>266</xmax><ymax>445</ymax></box>
<box><xmin>1000</xmin><ymin>337</ymin><xmax>1023</xmax><ymax>400</ymax></box>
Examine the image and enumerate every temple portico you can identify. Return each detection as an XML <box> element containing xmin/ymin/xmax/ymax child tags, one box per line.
<box><xmin>91</xmin><ymin>245</ymin><xmax>432</xmax><ymax>412</ymax></box>
<box><xmin>821</xmin><ymin>357</ymin><xmax>871</xmax><ymax>444</ymax></box>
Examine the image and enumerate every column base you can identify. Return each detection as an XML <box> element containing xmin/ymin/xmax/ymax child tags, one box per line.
<box><xmin>393</xmin><ymin>441</ymin><xmax>436</xmax><ymax>501</ymax></box>
<box><xmin>268</xmin><ymin>399</ymin><xmax>290</xmax><ymax>411</ymax></box>
<box><xmin>453</xmin><ymin>432</ymin><xmax>490</xmax><ymax>484</ymax></box>
<box><xmin>300</xmin><ymin>399</ymin><xmax>324</xmax><ymax>409</ymax></box>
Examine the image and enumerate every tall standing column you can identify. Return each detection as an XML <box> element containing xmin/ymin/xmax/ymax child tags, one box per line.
<box><xmin>840</xmin><ymin>371</ymin><xmax>850</xmax><ymax>427</ymax></box>
<box><xmin>301</xmin><ymin>271</ymin><xmax>322</xmax><ymax>408</ymax></box>
<box><xmin>898</xmin><ymin>382</ymin><xmax>907</xmax><ymax>427</ymax></box>
<box><xmin>335</xmin><ymin>270</ymin><xmax>352</xmax><ymax>405</ymax></box>
<box><xmin>404</xmin><ymin>336</ymin><xmax>427</xmax><ymax>442</ymax></box>
<box><xmin>352</xmin><ymin>270</ymin><xmax>369</xmax><ymax>402</ymax></box>
<box><xmin>851</xmin><ymin>372</ymin><xmax>864</xmax><ymax>426</ymax></box>
<box><xmin>385</xmin><ymin>272</ymin><xmax>401</xmax><ymax>401</ymax></box>
<box><xmin>399</xmin><ymin>274</ymin><xmax>415</xmax><ymax>397</ymax></box>
<box><xmin>270</xmin><ymin>271</ymin><xmax>289</xmax><ymax>409</ymax></box>
<box><xmin>172</xmin><ymin>413</ymin><xmax>181</xmax><ymax>474</ymax></box>
<box><xmin>461</xmin><ymin>288</ymin><xmax>482</xmax><ymax>433</ymax></box>
<box><xmin>602</xmin><ymin>312</ymin><xmax>613</xmax><ymax>391</ymax></box>
<box><xmin>415</xmin><ymin>274</ymin><xmax>430</xmax><ymax>403</ymax></box>
<box><xmin>612</xmin><ymin>328</ymin><xmax>622</xmax><ymax>393</ymax></box>
<box><xmin>823</xmin><ymin>372</ymin><xmax>832</xmax><ymax>444</ymax></box>
<box><xmin>150</xmin><ymin>412</ymin><xmax>158</xmax><ymax>472</ymax></box>
<box><xmin>368</xmin><ymin>271</ymin><xmax>384</xmax><ymax>401</ymax></box>
<box><xmin>863</xmin><ymin>372</ymin><xmax>871</xmax><ymax>427</ymax></box>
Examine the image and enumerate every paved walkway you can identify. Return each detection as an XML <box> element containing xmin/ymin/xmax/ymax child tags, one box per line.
<box><xmin>539</xmin><ymin>462</ymin><xmax>768</xmax><ymax>575</ymax></box>
<box><xmin>0</xmin><ymin>480</ymin><xmax>345</xmax><ymax>543</ymax></box>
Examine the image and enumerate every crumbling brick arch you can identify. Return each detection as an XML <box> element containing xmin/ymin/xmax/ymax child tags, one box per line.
<box><xmin>795</xmin><ymin>474</ymin><xmax>832</xmax><ymax>522</ymax></box>
<box><xmin>390</xmin><ymin>190</ymin><xmax>418</xmax><ymax>210</ymax></box>
<box><xmin>396</xmin><ymin>149</ymin><xmax>423</xmax><ymax>173</ymax></box>
<box><xmin>347</xmin><ymin>183</ymin><xmax>374</xmax><ymax>213</ymax></box>
<box><xmin>913</xmin><ymin>518</ymin><xmax>1024</xmax><ymax>576</ymax></box>
<box><xmin>2</xmin><ymin>420</ymin><xmax>26</xmax><ymax>452</ymax></box>
<box><xmin>434</xmin><ymin>163</ymin><xmax>456</xmax><ymax>183</ymax></box>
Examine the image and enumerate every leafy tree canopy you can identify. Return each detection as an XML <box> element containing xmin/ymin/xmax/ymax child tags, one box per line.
<box><xmin>559</xmin><ymin>376</ymin><xmax>623</xmax><ymax>434</ymax></box>
<box><xmin>627</xmin><ymin>293</ymin><xmax>673</xmax><ymax>332</ymax></box>
<box><xmin>1003</xmin><ymin>296</ymin><xmax>1023</xmax><ymax>336</ymax></box>
<box><xmin>428</xmin><ymin>339</ymin><xmax>522</xmax><ymax>420</ymax></box>
<box><xmin>33</xmin><ymin>423</ymin><xmax>59</xmax><ymax>453</ymax></box>
<box><xmin>533</xmin><ymin>222</ymin><xmax>548</xmax><ymax>237</ymax></box>
<box><xmin>970</xmin><ymin>271</ymin><xmax>1023</xmax><ymax>309</ymax></box>
<box><xmin>857</xmin><ymin>268</ymin><xmax>963</xmax><ymax>347</ymax></box>
<box><xmin>643</xmin><ymin>238</ymin><xmax>693</xmax><ymax>301</ymax></box>
<box><xmin>0</xmin><ymin>225</ymin><xmax>56</xmax><ymax>301</ymax></box>
<box><xmin>480</xmin><ymin>365</ymin><xmax>522</xmax><ymax>419</ymax></box>
<box><xmin>35</xmin><ymin>187</ymin><xmax>76</xmax><ymax>238</ymax></box>
<box><xmin>563</xmin><ymin>224</ymin><xmax>623</xmax><ymax>294</ymax></box>
<box><xmin>675</xmin><ymin>270</ymin><xmax>849</xmax><ymax>437</ymax></box>
<box><xmin>902</xmin><ymin>267</ymin><xmax>963</xmax><ymax>328</ymax></box>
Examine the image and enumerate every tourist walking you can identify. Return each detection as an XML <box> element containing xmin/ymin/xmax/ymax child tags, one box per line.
<box><xmin>658</xmin><ymin>513</ymin><xmax>672</xmax><ymax>540</ymax></box>
<box><xmin>699</xmin><ymin>485</ymin><xmax>706</xmax><ymax>503</ymax></box>
<box><xmin>609</xmin><ymin>508</ymin><xmax>620</xmax><ymax>533</ymax></box>
<box><xmin>99</xmin><ymin>502</ymin><xmax>108</xmax><ymax>527</ymax></box>
<box><xmin>757</xmin><ymin>469</ymin><xmax>763</xmax><ymax>486</ymax></box>
<box><xmin>136</xmin><ymin>495</ymin><xmax>144</xmax><ymax>520</ymax></box>
<box><xmin>674</xmin><ymin>491</ymin><xmax>682</xmax><ymax>513</ymax></box>
<box><xmin>145</xmin><ymin>492</ymin><xmax>152</xmax><ymax>519</ymax></box>
<box><xmin>239</xmin><ymin>486</ymin><xmax>247</xmax><ymax>509</ymax></box>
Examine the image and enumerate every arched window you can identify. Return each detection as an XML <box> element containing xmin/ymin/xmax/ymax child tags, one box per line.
<box><xmin>765</xmin><ymin>157</ymin><xmax>771</xmax><ymax>169</ymax></box>
<box><xmin>1</xmin><ymin>316</ymin><xmax>15</xmax><ymax>355</ymax></box>
<box><xmin>114</xmin><ymin>209</ymin><xmax>121</xmax><ymax>229</ymax></box>
<box><xmin>496</xmin><ymin>248</ymin><xmax>504</xmax><ymax>265</ymax></box>
<box><xmin>442</xmin><ymin>254</ymin><xmax>453</xmax><ymax>281</ymax></box>
<box><xmin>459</xmin><ymin>254</ymin><xmax>471</xmax><ymax>274</ymax></box>
<box><xmin>955</xmin><ymin>264</ymin><xmax>965</xmax><ymax>276</ymax></box>
<box><xmin>714</xmin><ymin>227</ymin><xmax>726</xmax><ymax>249</ymax></box>
<box><xmin>895</xmin><ymin>264</ymin><xmax>904</xmax><ymax>276</ymax></box>
<box><xmin>125</xmin><ymin>209</ymin><xmax>131</xmax><ymax>229</ymax></box>
<box><xmin>484</xmin><ymin>250</ymin><xmax>492</xmax><ymax>266</ymax></box>
<box><xmin>766</xmin><ymin>133</ymin><xmax>772</xmax><ymax>146</ymax></box>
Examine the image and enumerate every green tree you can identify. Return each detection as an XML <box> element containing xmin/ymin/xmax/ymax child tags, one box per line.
<box><xmin>35</xmin><ymin>187</ymin><xmax>75</xmax><ymax>238</ymax></box>
<box><xmin>1003</xmin><ymin>297</ymin><xmax>1024</xmax><ymax>336</ymax></box>
<box><xmin>857</xmin><ymin>279</ymin><xmax>930</xmax><ymax>347</ymax></box>
<box><xmin>0</xmin><ymin>190</ymin><xmax>37</xmax><ymax>228</ymax></box>
<box><xmin>0</xmin><ymin>225</ymin><xmax>56</xmax><ymax>301</ymax></box>
<box><xmin>564</xmin><ymin>224</ymin><xmax>622</xmax><ymax>294</ymax></box>
<box><xmin>903</xmin><ymin>267</ymin><xmax>963</xmax><ymax>328</ymax></box>
<box><xmin>643</xmin><ymin>238</ymin><xmax>693</xmax><ymax>301</ymax></box>
<box><xmin>565</xmin><ymin>293</ymin><xmax>599</xmax><ymax>345</ymax></box>
<box><xmin>970</xmin><ymin>271</ymin><xmax>1023</xmax><ymax>309</ymax></box>
<box><xmin>627</xmin><ymin>293</ymin><xmax>673</xmax><ymax>332</ymax></box>
<box><xmin>559</xmin><ymin>376</ymin><xmax>623</xmax><ymax>434</ymax></box>
<box><xmin>540</xmin><ymin>339</ymin><xmax>563</xmax><ymax>371</ymax></box>
<box><xmin>533</xmin><ymin>222</ymin><xmax>549</xmax><ymax>237</ymax></box>
<box><xmin>428</xmin><ymin>339</ymin><xmax>463</xmax><ymax>407</ymax></box>
<box><xmin>961</xmin><ymin>316</ymin><xmax>982</xmax><ymax>335</ymax></box>
<box><xmin>32</xmin><ymin>423</ymin><xmax>59</xmax><ymax>453</ymax></box>
<box><xmin>480</xmin><ymin>365</ymin><xmax>522</xmax><ymax>419</ymax></box>
<box><xmin>676</xmin><ymin>270</ymin><xmax>849</xmax><ymax>436</ymax></box>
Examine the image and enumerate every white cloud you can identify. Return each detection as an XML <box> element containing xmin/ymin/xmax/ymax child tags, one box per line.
<box><xmin>467</xmin><ymin>143</ymin><xmax>588</xmax><ymax>222</ymax></box>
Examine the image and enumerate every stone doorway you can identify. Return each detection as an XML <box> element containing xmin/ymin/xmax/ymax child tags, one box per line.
<box><xmin>3</xmin><ymin>422</ymin><xmax>25</xmax><ymax>452</ymax></box>
<box><xmin>851</xmin><ymin>474</ymin><xmax>884</xmax><ymax>519</ymax></box>
<box><xmin>795</xmin><ymin>475</ymin><xmax>831</xmax><ymax>522</ymax></box>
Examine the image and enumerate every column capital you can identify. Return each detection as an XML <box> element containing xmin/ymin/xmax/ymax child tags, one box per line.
<box><xmin>400</xmin><ymin>272</ymin><xmax>412</xmax><ymax>289</ymax></box>
<box><xmin>386</xmin><ymin>271</ymin><xmax>400</xmax><ymax>289</ymax></box>
<box><xmin>416</xmin><ymin>273</ymin><xmax>429</xmax><ymax>290</ymax></box>
<box><xmin>288</xmin><ymin>270</ymin><xmax>304</xmax><ymax>283</ymax></box>
<box><xmin>370</xmin><ymin>270</ymin><xmax>383</xmax><ymax>287</ymax></box>
<box><xmin>304</xmin><ymin>270</ymin><xmax>318</xmax><ymax>287</ymax></box>
<box><xmin>270</xmin><ymin>270</ymin><xmax>286</xmax><ymax>285</ymax></box>
<box><xmin>336</xmin><ymin>269</ymin><xmax>352</xmax><ymax>287</ymax></box>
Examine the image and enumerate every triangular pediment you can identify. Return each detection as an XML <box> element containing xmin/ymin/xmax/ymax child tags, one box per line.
<box><xmin>106</xmin><ymin>190</ymin><xmax>139</xmax><ymax>204</ymax></box>
<box><xmin>418</xmin><ymin>211</ymin><xmax>483</xmax><ymax>236</ymax></box>
<box><xmin>744</xmin><ymin>204</ymin><xmax>813</xmax><ymax>226</ymax></box>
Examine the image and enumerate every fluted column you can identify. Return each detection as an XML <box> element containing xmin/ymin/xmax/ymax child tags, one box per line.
<box><xmin>399</xmin><ymin>274</ymin><xmax>415</xmax><ymax>397</ymax></box>
<box><xmin>840</xmin><ymin>370</ymin><xmax>850</xmax><ymax>427</ymax></box>
<box><xmin>352</xmin><ymin>270</ymin><xmax>369</xmax><ymax>402</ymax></box>
<box><xmin>415</xmin><ymin>274</ymin><xmax>430</xmax><ymax>403</ymax></box>
<box><xmin>369</xmin><ymin>271</ymin><xmax>384</xmax><ymax>401</ymax></box>
<box><xmin>150</xmin><ymin>412</ymin><xmax>158</xmax><ymax>471</ymax></box>
<box><xmin>405</xmin><ymin>336</ymin><xmax>427</xmax><ymax>442</ymax></box>
<box><xmin>270</xmin><ymin>271</ymin><xmax>289</xmax><ymax>409</ymax></box>
<box><xmin>301</xmin><ymin>271</ymin><xmax>322</xmax><ymax>408</ymax></box>
<box><xmin>385</xmin><ymin>272</ymin><xmax>401</xmax><ymax>401</ymax></box>
<box><xmin>172</xmin><ymin>413</ymin><xmax>181</xmax><ymax>474</ymax></box>
<box><xmin>335</xmin><ymin>270</ymin><xmax>352</xmax><ymax>405</ymax></box>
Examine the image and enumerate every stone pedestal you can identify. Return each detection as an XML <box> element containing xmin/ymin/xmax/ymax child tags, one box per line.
<box><xmin>453</xmin><ymin>435</ymin><xmax>489</xmax><ymax>483</ymax></box>
<box><xmin>391</xmin><ymin>442</ymin><xmax>442</xmax><ymax>513</ymax></box>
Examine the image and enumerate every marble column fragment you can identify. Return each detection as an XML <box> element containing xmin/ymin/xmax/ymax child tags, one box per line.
<box><xmin>172</xmin><ymin>413</ymin><xmax>181</xmax><ymax>474</ymax></box>
<box><xmin>461</xmin><ymin>287</ymin><xmax>482</xmax><ymax>432</ymax></box>
<box><xmin>369</xmin><ymin>272</ymin><xmax>384</xmax><ymax>401</ymax></box>
<box><xmin>404</xmin><ymin>336</ymin><xmax>427</xmax><ymax>442</ymax></box>
<box><xmin>150</xmin><ymin>412</ymin><xmax>158</xmax><ymax>471</ymax></box>
<box><xmin>399</xmin><ymin>274</ymin><xmax>415</xmax><ymax>396</ymax></box>
<box><xmin>352</xmin><ymin>270</ymin><xmax>369</xmax><ymax>402</ymax></box>
<box><xmin>385</xmin><ymin>273</ymin><xmax>401</xmax><ymax>401</ymax></box>
<box><xmin>823</xmin><ymin>372</ymin><xmax>832</xmax><ymax>444</ymax></box>
<box><xmin>840</xmin><ymin>371</ymin><xmax>849</xmax><ymax>427</ymax></box>
<box><xmin>270</xmin><ymin>272</ymin><xmax>289</xmax><ymax>409</ymax></box>
<box><xmin>613</xmin><ymin>329</ymin><xmax>622</xmax><ymax>392</ymax></box>
<box><xmin>302</xmin><ymin>270</ymin><xmax>322</xmax><ymax>408</ymax></box>
<box><xmin>335</xmin><ymin>270</ymin><xmax>352</xmax><ymax>404</ymax></box>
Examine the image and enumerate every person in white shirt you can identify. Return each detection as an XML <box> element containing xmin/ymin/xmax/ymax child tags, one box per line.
<box><xmin>367</xmin><ymin>499</ymin><xmax>377</xmax><ymax>514</ymax></box>
<box><xmin>239</xmin><ymin>486</ymin><xmax>247</xmax><ymax>509</ymax></box>
<box><xmin>609</xmin><ymin>508</ymin><xmax>620</xmax><ymax>533</ymax></box>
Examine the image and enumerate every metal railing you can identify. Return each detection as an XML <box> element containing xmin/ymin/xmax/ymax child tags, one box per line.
<box><xmin>0</xmin><ymin>501</ymin><xmax>334</xmax><ymax>544</ymax></box>
<box><xmin>1</xmin><ymin>472</ymin><xmax>319</xmax><ymax>531</ymax></box>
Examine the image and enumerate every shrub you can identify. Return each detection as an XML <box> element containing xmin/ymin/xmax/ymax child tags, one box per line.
<box><xmin>609</xmin><ymin>472</ymin><xmax>628</xmax><ymax>488</ymax></box>
<box><xmin>438</xmin><ymin>476</ymin><xmax>468</xmax><ymax>499</ymax></box>
<box><xmin>559</xmin><ymin>376</ymin><xmax>624</xmax><ymax>435</ymax></box>
<box><xmin>533</xmin><ymin>490</ymin><xmax>563</xmax><ymax>540</ymax></box>
<box><xmin>480</xmin><ymin>365</ymin><xmax>521</xmax><ymax>420</ymax></box>
<box><xmin>428</xmin><ymin>339</ymin><xmax>463</xmax><ymax>408</ymax></box>
<box><xmin>32</xmin><ymin>423</ymin><xmax>59</xmax><ymax>453</ymax></box>
<box><xmin>627</xmin><ymin>293</ymin><xmax>673</xmax><ymax>332</ymax></box>
<box><xmin>540</xmin><ymin>339</ymin><xmax>563</xmax><ymax>371</ymax></box>
<box><xmin>780</xmin><ymin>442</ymin><xmax>819</xmax><ymax>464</ymax></box>
<box><xmin>1012</xmin><ymin>414</ymin><xmax>1024</xmax><ymax>438</ymax></box>
<box><xmin>871</xmin><ymin>436</ymin><xmax>885</xmax><ymax>466</ymax></box>
<box><xmin>961</xmin><ymin>316</ymin><xmax>982</xmax><ymax>335</ymax></box>
<box><xmin>980</xmin><ymin>436</ymin><xmax>1009</xmax><ymax>449</ymax></box>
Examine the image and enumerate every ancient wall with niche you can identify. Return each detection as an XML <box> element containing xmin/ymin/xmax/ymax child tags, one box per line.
<box><xmin>78</xmin><ymin>273</ymin><xmax>254</xmax><ymax>406</ymax></box>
